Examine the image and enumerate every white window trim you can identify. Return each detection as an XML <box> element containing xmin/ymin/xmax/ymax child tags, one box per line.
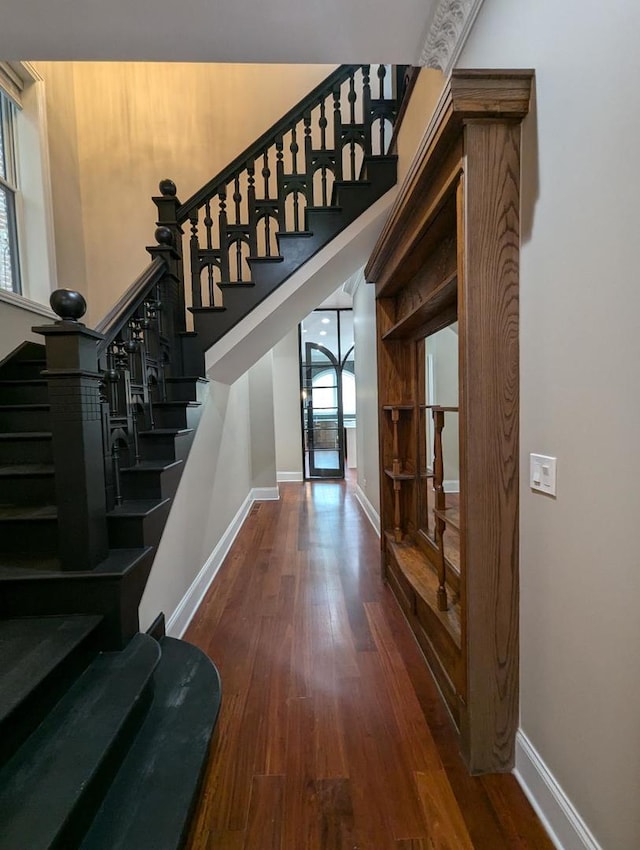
<box><xmin>0</xmin><ymin>61</ymin><xmax>57</xmax><ymax>309</ymax></box>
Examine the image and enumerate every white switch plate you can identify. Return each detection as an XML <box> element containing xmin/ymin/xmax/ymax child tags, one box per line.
<box><xmin>530</xmin><ymin>454</ymin><xmax>557</xmax><ymax>496</ymax></box>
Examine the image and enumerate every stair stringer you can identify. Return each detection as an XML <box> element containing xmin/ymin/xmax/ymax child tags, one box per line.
<box><xmin>204</xmin><ymin>186</ymin><xmax>398</xmax><ymax>385</ymax></box>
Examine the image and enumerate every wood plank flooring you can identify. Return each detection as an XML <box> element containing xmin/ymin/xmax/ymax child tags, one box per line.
<box><xmin>185</xmin><ymin>480</ymin><xmax>553</xmax><ymax>850</ymax></box>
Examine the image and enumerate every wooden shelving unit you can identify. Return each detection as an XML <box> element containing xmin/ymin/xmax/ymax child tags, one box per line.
<box><xmin>366</xmin><ymin>70</ymin><xmax>533</xmax><ymax>774</ymax></box>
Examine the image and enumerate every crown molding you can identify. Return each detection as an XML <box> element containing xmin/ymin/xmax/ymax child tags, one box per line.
<box><xmin>417</xmin><ymin>0</ymin><xmax>485</xmax><ymax>74</ymax></box>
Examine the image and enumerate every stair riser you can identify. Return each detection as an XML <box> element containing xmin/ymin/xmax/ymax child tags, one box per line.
<box><xmin>0</xmin><ymin>383</ymin><xmax>49</xmax><ymax>404</ymax></box>
<box><xmin>139</xmin><ymin>432</ymin><xmax>194</xmax><ymax>463</ymax></box>
<box><xmin>121</xmin><ymin>463</ymin><xmax>183</xmax><ymax>501</ymax></box>
<box><xmin>0</xmin><ymin>362</ymin><xmax>46</xmax><ymax>381</ymax></box>
<box><xmin>0</xmin><ymin>475</ymin><xmax>55</xmax><ymax>506</ymax></box>
<box><xmin>0</xmin><ymin>520</ymin><xmax>58</xmax><ymax>554</ymax></box>
<box><xmin>0</xmin><ymin>409</ymin><xmax>50</xmax><ymax>432</ymax></box>
<box><xmin>165</xmin><ymin>380</ymin><xmax>209</xmax><ymax>404</ymax></box>
<box><xmin>0</xmin><ymin>628</ymin><xmax>100</xmax><ymax>766</ymax></box>
<box><xmin>180</xmin><ymin>335</ymin><xmax>206</xmax><ymax>377</ymax></box>
<box><xmin>0</xmin><ymin>439</ymin><xmax>52</xmax><ymax>465</ymax></box>
<box><xmin>108</xmin><ymin>501</ymin><xmax>172</xmax><ymax>549</ymax></box>
<box><xmin>153</xmin><ymin>406</ymin><xmax>202</xmax><ymax>431</ymax></box>
<box><xmin>0</xmin><ymin>552</ymin><xmax>154</xmax><ymax>649</ymax></box>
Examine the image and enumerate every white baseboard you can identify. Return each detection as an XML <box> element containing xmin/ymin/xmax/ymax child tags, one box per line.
<box><xmin>354</xmin><ymin>483</ymin><xmax>380</xmax><ymax>537</ymax></box>
<box><xmin>166</xmin><ymin>489</ymin><xmax>255</xmax><ymax>638</ymax></box>
<box><xmin>277</xmin><ymin>470</ymin><xmax>303</xmax><ymax>482</ymax></box>
<box><xmin>252</xmin><ymin>485</ymin><xmax>280</xmax><ymax>500</ymax></box>
<box><xmin>515</xmin><ymin>730</ymin><xmax>602</xmax><ymax>850</ymax></box>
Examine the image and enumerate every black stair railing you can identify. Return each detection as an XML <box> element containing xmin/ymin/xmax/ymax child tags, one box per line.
<box><xmin>163</xmin><ymin>64</ymin><xmax>408</xmax><ymax>312</ymax></box>
<box><xmin>35</xmin><ymin>63</ymin><xmax>410</xmax><ymax>569</ymax></box>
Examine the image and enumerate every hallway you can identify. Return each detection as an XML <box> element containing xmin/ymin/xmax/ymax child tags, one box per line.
<box><xmin>185</xmin><ymin>480</ymin><xmax>553</xmax><ymax>849</ymax></box>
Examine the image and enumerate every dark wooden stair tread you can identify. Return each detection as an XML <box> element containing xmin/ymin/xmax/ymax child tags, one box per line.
<box><xmin>153</xmin><ymin>400</ymin><xmax>201</xmax><ymax>409</ymax></box>
<box><xmin>0</xmin><ymin>633</ymin><xmax>160</xmax><ymax>850</ymax></box>
<box><xmin>0</xmin><ymin>547</ymin><xmax>152</xmax><ymax>578</ymax></box>
<box><xmin>218</xmin><ymin>281</ymin><xmax>256</xmax><ymax>289</ymax></box>
<box><xmin>137</xmin><ymin>428</ymin><xmax>193</xmax><ymax>437</ymax></box>
<box><xmin>120</xmin><ymin>459</ymin><xmax>183</xmax><ymax>474</ymax></box>
<box><xmin>0</xmin><ymin>615</ymin><xmax>103</xmax><ymax>726</ymax></box>
<box><xmin>0</xmin><ymin>431</ymin><xmax>51</xmax><ymax>440</ymax></box>
<box><xmin>108</xmin><ymin>499</ymin><xmax>171</xmax><ymax>518</ymax></box>
<box><xmin>79</xmin><ymin>637</ymin><xmax>221</xmax><ymax>850</ymax></box>
<box><xmin>0</xmin><ymin>463</ymin><xmax>54</xmax><ymax>477</ymax></box>
<box><xmin>0</xmin><ymin>504</ymin><xmax>56</xmax><ymax>520</ymax></box>
<box><xmin>164</xmin><ymin>376</ymin><xmax>208</xmax><ymax>384</ymax></box>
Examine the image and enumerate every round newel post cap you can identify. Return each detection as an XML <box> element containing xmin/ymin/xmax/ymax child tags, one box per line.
<box><xmin>159</xmin><ymin>179</ymin><xmax>177</xmax><ymax>197</ymax></box>
<box><xmin>155</xmin><ymin>226</ymin><xmax>174</xmax><ymax>247</ymax></box>
<box><xmin>50</xmin><ymin>289</ymin><xmax>87</xmax><ymax>323</ymax></box>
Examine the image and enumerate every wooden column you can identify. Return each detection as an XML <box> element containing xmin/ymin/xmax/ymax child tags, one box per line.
<box><xmin>34</xmin><ymin>291</ymin><xmax>109</xmax><ymax>570</ymax></box>
<box><xmin>458</xmin><ymin>119</ymin><xmax>521</xmax><ymax>773</ymax></box>
<box><xmin>153</xmin><ymin>179</ymin><xmax>186</xmax><ymax>335</ymax></box>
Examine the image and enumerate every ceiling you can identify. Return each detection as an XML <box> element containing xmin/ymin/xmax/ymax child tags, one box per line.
<box><xmin>0</xmin><ymin>0</ymin><xmax>439</xmax><ymax>63</ymax></box>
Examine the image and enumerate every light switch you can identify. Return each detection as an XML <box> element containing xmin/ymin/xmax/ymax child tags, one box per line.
<box><xmin>530</xmin><ymin>454</ymin><xmax>557</xmax><ymax>496</ymax></box>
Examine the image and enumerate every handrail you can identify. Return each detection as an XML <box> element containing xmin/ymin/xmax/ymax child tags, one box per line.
<box><xmin>176</xmin><ymin>64</ymin><xmax>360</xmax><ymax>222</ymax></box>
<box><xmin>96</xmin><ymin>256</ymin><xmax>166</xmax><ymax>356</ymax></box>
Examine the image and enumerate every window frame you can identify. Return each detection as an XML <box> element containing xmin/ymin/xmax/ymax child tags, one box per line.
<box><xmin>0</xmin><ymin>89</ymin><xmax>21</xmax><ymax>295</ymax></box>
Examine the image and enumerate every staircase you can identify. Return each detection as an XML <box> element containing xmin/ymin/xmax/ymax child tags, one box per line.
<box><xmin>0</xmin><ymin>63</ymin><xmax>409</xmax><ymax>849</ymax></box>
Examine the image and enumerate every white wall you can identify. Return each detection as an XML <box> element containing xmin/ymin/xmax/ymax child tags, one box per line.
<box><xmin>272</xmin><ymin>328</ymin><xmax>303</xmax><ymax>480</ymax></box>
<box><xmin>353</xmin><ymin>276</ymin><xmax>380</xmax><ymax>518</ymax></box>
<box><xmin>139</xmin><ymin>374</ymin><xmax>253</xmax><ymax>631</ymax></box>
<box><xmin>248</xmin><ymin>350</ymin><xmax>278</xmax><ymax>489</ymax></box>
<box><xmin>460</xmin><ymin>2</ymin><xmax>640</xmax><ymax>847</ymax></box>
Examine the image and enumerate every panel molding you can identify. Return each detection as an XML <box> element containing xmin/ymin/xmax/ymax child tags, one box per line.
<box><xmin>418</xmin><ymin>0</ymin><xmax>485</xmax><ymax>74</ymax></box>
<box><xmin>515</xmin><ymin>730</ymin><xmax>603</xmax><ymax>850</ymax></box>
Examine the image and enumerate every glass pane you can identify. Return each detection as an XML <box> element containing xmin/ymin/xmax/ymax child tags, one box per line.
<box><xmin>0</xmin><ymin>185</ymin><xmax>19</xmax><ymax>293</ymax></box>
<box><xmin>300</xmin><ymin>310</ymin><xmax>339</xmax><ymax>358</ymax></box>
<box><xmin>0</xmin><ymin>107</ymin><xmax>5</xmax><ymax>181</ymax></box>
<box><xmin>339</xmin><ymin>311</ymin><xmax>354</xmax><ymax>365</ymax></box>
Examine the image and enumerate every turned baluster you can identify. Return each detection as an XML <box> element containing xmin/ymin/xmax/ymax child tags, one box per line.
<box><xmin>204</xmin><ymin>200</ymin><xmax>215</xmax><ymax>305</ymax></box>
<box><xmin>246</xmin><ymin>163</ymin><xmax>258</xmax><ymax>259</ymax></box>
<box><xmin>332</xmin><ymin>85</ymin><xmax>343</xmax><ymax>181</ymax></box>
<box><xmin>188</xmin><ymin>211</ymin><xmax>201</xmax><ymax>308</ymax></box>
<box><xmin>433</xmin><ymin>408</ymin><xmax>448</xmax><ymax>610</ymax></box>
<box><xmin>262</xmin><ymin>151</ymin><xmax>272</xmax><ymax>256</ymax></box>
<box><xmin>319</xmin><ymin>98</ymin><xmax>329</xmax><ymax>206</ymax></box>
<box><xmin>377</xmin><ymin>65</ymin><xmax>387</xmax><ymax>153</ymax></box>
<box><xmin>392</xmin><ymin>408</ymin><xmax>401</xmax><ymax>476</ymax></box>
<box><xmin>394</xmin><ymin>480</ymin><xmax>403</xmax><ymax>544</ymax></box>
<box><xmin>347</xmin><ymin>72</ymin><xmax>357</xmax><ymax>179</ymax></box>
<box><xmin>232</xmin><ymin>175</ymin><xmax>243</xmax><ymax>280</ymax></box>
<box><xmin>362</xmin><ymin>65</ymin><xmax>372</xmax><ymax>157</ymax></box>
<box><xmin>275</xmin><ymin>136</ymin><xmax>285</xmax><ymax>232</ymax></box>
<box><xmin>218</xmin><ymin>187</ymin><xmax>230</xmax><ymax>282</ymax></box>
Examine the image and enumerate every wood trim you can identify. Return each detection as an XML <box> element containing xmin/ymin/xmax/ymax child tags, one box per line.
<box><xmin>372</xmin><ymin>70</ymin><xmax>532</xmax><ymax>775</ymax></box>
<box><xmin>366</xmin><ymin>70</ymin><xmax>533</xmax><ymax>292</ymax></box>
<box><xmin>459</xmin><ymin>120</ymin><xmax>521</xmax><ymax>772</ymax></box>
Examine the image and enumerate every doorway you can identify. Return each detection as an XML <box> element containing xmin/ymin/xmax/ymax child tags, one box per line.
<box><xmin>299</xmin><ymin>308</ymin><xmax>355</xmax><ymax>479</ymax></box>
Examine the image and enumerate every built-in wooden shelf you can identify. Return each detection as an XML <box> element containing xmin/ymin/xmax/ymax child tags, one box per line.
<box><xmin>384</xmin><ymin>532</ymin><xmax>461</xmax><ymax>647</ymax></box>
<box><xmin>369</xmin><ymin>70</ymin><xmax>533</xmax><ymax>773</ymax></box>
<box><xmin>382</xmin><ymin>272</ymin><xmax>458</xmax><ymax>341</ymax></box>
<box><xmin>384</xmin><ymin>468</ymin><xmax>415</xmax><ymax>481</ymax></box>
<box><xmin>434</xmin><ymin>506</ymin><xmax>460</xmax><ymax>532</ymax></box>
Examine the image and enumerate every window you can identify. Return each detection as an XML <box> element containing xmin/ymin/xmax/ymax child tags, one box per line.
<box><xmin>0</xmin><ymin>91</ymin><xmax>20</xmax><ymax>294</ymax></box>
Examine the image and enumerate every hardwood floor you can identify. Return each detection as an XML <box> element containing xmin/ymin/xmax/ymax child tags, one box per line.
<box><xmin>185</xmin><ymin>480</ymin><xmax>553</xmax><ymax>850</ymax></box>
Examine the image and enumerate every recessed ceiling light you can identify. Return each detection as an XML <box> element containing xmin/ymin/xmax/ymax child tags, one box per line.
<box><xmin>301</xmin><ymin>328</ymin><xmax>307</xmax><ymax>333</ymax></box>
<box><xmin>321</xmin><ymin>318</ymin><xmax>330</xmax><ymax>324</ymax></box>
<box><xmin>319</xmin><ymin>330</ymin><xmax>327</xmax><ymax>336</ymax></box>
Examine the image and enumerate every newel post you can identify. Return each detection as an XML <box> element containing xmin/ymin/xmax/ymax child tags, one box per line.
<box><xmin>152</xmin><ymin>178</ymin><xmax>186</xmax><ymax>335</ymax></box>
<box><xmin>34</xmin><ymin>290</ymin><xmax>109</xmax><ymax>570</ymax></box>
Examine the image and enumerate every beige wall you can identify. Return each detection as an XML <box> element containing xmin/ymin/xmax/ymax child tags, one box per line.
<box><xmin>459</xmin><ymin>1</ymin><xmax>640</xmax><ymax>846</ymax></box>
<box><xmin>395</xmin><ymin>68</ymin><xmax>444</xmax><ymax>184</ymax></box>
<box><xmin>353</xmin><ymin>276</ymin><xmax>380</xmax><ymax>515</ymax></box>
<box><xmin>41</xmin><ymin>62</ymin><xmax>333</xmax><ymax>323</ymax></box>
<box><xmin>35</xmin><ymin>62</ymin><xmax>87</xmax><ymax>299</ymax></box>
<box><xmin>272</xmin><ymin>328</ymin><xmax>303</xmax><ymax>478</ymax></box>
<box><xmin>139</xmin><ymin>373</ymin><xmax>253</xmax><ymax>630</ymax></box>
<box><xmin>0</xmin><ymin>295</ymin><xmax>55</xmax><ymax>360</ymax></box>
